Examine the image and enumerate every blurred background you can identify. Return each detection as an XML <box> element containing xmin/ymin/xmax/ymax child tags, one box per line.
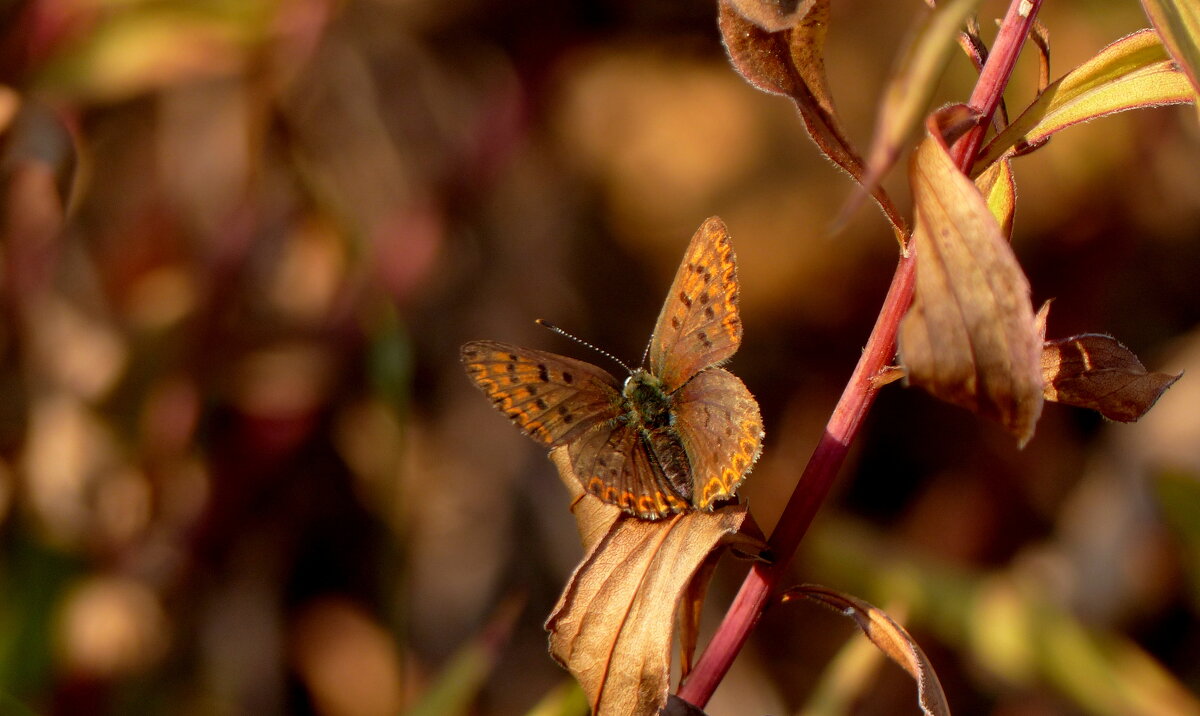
<box><xmin>1</xmin><ymin>0</ymin><xmax>1198</xmax><ymax>714</ymax></box>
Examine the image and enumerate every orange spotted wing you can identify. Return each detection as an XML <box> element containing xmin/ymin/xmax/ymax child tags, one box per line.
<box><xmin>648</xmin><ymin>217</ymin><xmax>762</xmax><ymax>508</ymax></box>
<box><xmin>648</xmin><ymin>216</ymin><xmax>743</xmax><ymax>391</ymax></box>
<box><xmin>460</xmin><ymin>341</ymin><xmax>688</xmax><ymax>518</ymax></box>
<box><xmin>462</xmin><ymin>216</ymin><xmax>762</xmax><ymax>519</ymax></box>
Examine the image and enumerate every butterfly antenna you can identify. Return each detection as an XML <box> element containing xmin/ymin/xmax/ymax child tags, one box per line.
<box><xmin>536</xmin><ymin>319</ymin><xmax>633</xmax><ymax>374</ymax></box>
<box><xmin>639</xmin><ymin>334</ymin><xmax>653</xmax><ymax>370</ymax></box>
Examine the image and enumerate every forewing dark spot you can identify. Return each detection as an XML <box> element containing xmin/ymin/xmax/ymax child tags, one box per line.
<box><xmin>557</xmin><ymin>404</ymin><xmax>574</xmax><ymax>423</ymax></box>
<box><xmin>699</xmin><ymin>292</ymin><xmax>709</xmax><ymax>305</ymax></box>
<box><xmin>670</xmin><ymin>316</ymin><xmax>681</xmax><ymax>329</ymax></box>
<box><xmin>535</xmin><ymin>398</ymin><xmax>548</xmax><ymax>411</ymax></box>
<box><xmin>562</xmin><ymin>371</ymin><xmax>574</xmax><ymax>385</ymax></box>
<box><xmin>537</xmin><ymin>364</ymin><xmax>550</xmax><ymax>382</ymax></box>
<box><xmin>679</xmin><ymin>291</ymin><xmax>692</xmax><ymax>308</ymax></box>
<box><xmin>698</xmin><ymin>331</ymin><xmax>713</xmax><ymax>349</ymax></box>
<box><xmin>507</xmin><ymin>353</ymin><xmax>518</xmax><ymax>361</ymax></box>
<box><xmin>704</xmin><ymin>306</ymin><xmax>715</xmax><ymax>319</ymax></box>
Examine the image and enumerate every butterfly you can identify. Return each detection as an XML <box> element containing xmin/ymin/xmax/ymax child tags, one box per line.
<box><xmin>461</xmin><ymin>216</ymin><xmax>763</xmax><ymax>520</ymax></box>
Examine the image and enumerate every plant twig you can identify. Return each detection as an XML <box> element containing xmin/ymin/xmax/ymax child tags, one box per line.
<box><xmin>676</xmin><ymin>0</ymin><xmax>1044</xmax><ymax>706</ymax></box>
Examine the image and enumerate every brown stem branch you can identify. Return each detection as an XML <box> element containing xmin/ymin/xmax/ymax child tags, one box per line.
<box><xmin>676</xmin><ymin>0</ymin><xmax>1043</xmax><ymax>706</ymax></box>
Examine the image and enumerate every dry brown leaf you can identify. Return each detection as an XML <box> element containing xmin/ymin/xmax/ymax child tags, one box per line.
<box><xmin>1034</xmin><ymin>300</ymin><xmax>1052</xmax><ymax>342</ymax></box>
<box><xmin>718</xmin><ymin>0</ymin><xmax>907</xmax><ymax>239</ymax></box>
<box><xmin>545</xmin><ymin>504</ymin><xmax>748</xmax><ymax>715</ymax></box>
<box><xmin>784</xmin><ymin>585</ymin><xmax>951</xmax><ymax>716</ymax></box>
<box><xmin>676</xmin><ymin>512</ymin><xmax>768</xmax><ymax>681</ymax></box>
<box><xmin>1042</xmin><ymin>334</ymin><xmax>1181</xmax><ymax>422</ymax></box>
<box><xmin>898</xmin><ymin>115</ymin><xmax>1043</xmax><ymax>446</ymax></box>
<box><xmin>725</xmin><ymin>0</ymin><xmax>817</xmax><ymax>33</ymax></box>
<box><xmin>547</xmin><ymin>447</ymin><xmax>749</xmax><ymax>714</ymax></box>
<box><xmin>552</xmin><ymin>447</ymin><xmax>623</xmax><ymax>552</ymax></box>
<box><xmin>678</xmin><ymin>552</ymin><xmax>720</xmax><ymax>680</ymax></box>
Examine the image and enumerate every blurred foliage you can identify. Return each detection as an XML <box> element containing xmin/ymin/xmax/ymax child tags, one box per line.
<box><xmin>0</xmin><ymin>0</ymin><xmax>1197</xmax><ymax>714</ymax></box>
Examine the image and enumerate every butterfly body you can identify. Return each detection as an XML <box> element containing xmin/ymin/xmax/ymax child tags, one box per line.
<box><xmin>462</xmin><ymin>217</ymin><xmax>763</xmax><ymax>520</ymax></box>
<box><xmin>620</xmin><ymin>369</ymin><xmax>693</xmax><ymax>500</ymax></box>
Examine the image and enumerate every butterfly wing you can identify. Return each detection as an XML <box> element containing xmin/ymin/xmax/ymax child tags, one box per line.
<box><xmin>461</xmin><ymin>340</ymin><xmax>623</xmax><ymax>446</ymax></box>
<box><xmin>647</xmin><ymin>216</ymin><xmax>743</xmax><ymax>392</ymax></box>
<box><xmin>462</xmin><ymin>340</ymin><xmax>688</xmax><ymax>519</ymax></box>
<box><xmin>670</xmin><ymin>367</ymin><xmax>763</xmax><ymax>510</ymax></box>
<box><xmin>567</xmin><ymin>421</ymin><xmax>689</xmax><ymax>520</ymax></box>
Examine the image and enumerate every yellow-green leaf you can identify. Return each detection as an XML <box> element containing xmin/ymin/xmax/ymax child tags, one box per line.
<box><xmin>1141</xmin><ymin>0</ymin><xmax>1200</xmax><ymax>98</ymax></box>
<box><xmin>976</xmin><ymin>29</ymin><xmax>1196</xmax><ymax>170</ymax></box>
<box><xmin>975</xmin><ymin>158</ymin><xmax>1015</xmax><ymax>240</ymax></box>
<box><xmin>898</xmin><ymin>121</ymin><xmax>1043</xmax><ymax>445</ymax></box>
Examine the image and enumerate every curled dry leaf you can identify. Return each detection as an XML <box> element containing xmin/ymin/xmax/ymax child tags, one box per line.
<box><xmin>975</xmin><ymin>29</ymin><xmax>1195</xmax><ymax>169</ymax></box>
<box><xmin>1030</xmin><ymin>20</ymin><xmax>1052</xmax><ymax>93</ymax></box>
<box><xmin>718</xmin><ymin>0</ymin><xmax>907</xmax><ymax>239</ymax></box>
<box><xmin>898</xmin><ymin>114</ymin><xmax>1043</xmax><ymax>446</ymax></box>
<box><xmin>783</xmin><ymin>585</ymin><xmax>951</xmax><ymax>716</ymax></box>
<box><xmin>678</xmin><ymin>512</ymin><xmax>768</xmax><ymax>680</ymax></box>
<box><xmin>546</xmin><ymin>447</ymin><xmax>750</xmax><ymax>716</ymax></box>
<box><xmin>1042</xmin><ymin>334</ymin><xmax>1181</xmax><ymax>422</ymax></box>
<box><xmin>678</xmin><ymin>553</ymin><xmax>721</xmax><ymax>680</ymax></box>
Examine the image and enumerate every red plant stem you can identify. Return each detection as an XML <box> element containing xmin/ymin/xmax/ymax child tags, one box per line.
<box><xmin>954</xmin><ymin>0</ymin><xmax>1043</xmax><ymax>169</ymax></box>
<box><xmin>677</xmin><ymin>0</ymin><xmax>1043</xmax><ymax>706</ymax></box>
